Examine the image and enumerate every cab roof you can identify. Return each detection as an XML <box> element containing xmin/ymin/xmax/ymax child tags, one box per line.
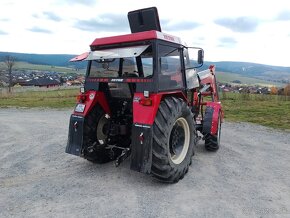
<box><xmin>90</xmin><ymin>30</ymin><xmax>182</xmax><ymax>49</ymax></box>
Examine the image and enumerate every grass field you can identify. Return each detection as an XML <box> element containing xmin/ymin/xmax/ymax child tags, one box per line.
<box><xmin>0</xmin><ymin>88</ymin><xmax>78</xmax><ymax>108</ymax></box>
<box><xmin>216</xmin><ymin>71</ymin><xmax>282</xmax><ymax>87</ymax></box>
<box><xmin>220</xmin><ymin>92</ymin><xmax>290</xmax><ymax>130</ymax></box>
<box><xmin>0</xmin><ymin>88</ymin><xmax>289</xmax><ymax>130</ymax></box>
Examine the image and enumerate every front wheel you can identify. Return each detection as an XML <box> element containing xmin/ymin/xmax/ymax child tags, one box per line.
<box><xmin>205</xmin><ymin>111</ymin><xmax>221</xmax><ymax>152</ymax></box>
<box><xmin>151</xmin><ymin>97</ymin><xmax>196</xmax><ymax>183</ymax></box>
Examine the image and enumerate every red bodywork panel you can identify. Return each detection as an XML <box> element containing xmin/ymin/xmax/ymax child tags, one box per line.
<box><xmin>75</xmin><ymin>90</ymin><xmax>187</xmax><ymax>125</ymax></box>
<box><xmin>90</xmin><ymin>30</ymin><xmax>182</xmax><ymax>47</ymax></box>
<box><xmin>73</xmin><ymin>91</ymin><xmax>111</xmax><ymax>117</ymax></box>
<box><xmin>69</xmin><ymin>52</ymin><xmax>89</xmax><ymax>62</ymax></box>
<box><xmin>206</xmin><ymin>102</ymin><xmax>222</xmax><ymax>135</ymax></box>
<box><xmin>199</xmin><ymin>65</ymin><xmax>219</xmax><ymax>102</ymax></box>
<box><xmin>91</xmin><ymin>31</ymin><xmax>157</xmax><ymax>47</ymax></box>
<box><xmin>133</xmin><ymin>91</ymin><xmax>187</xmax><ymax>125</ymax></box>
<box><xmin>133</xmin><ymin>93</ymin><xmax>162</xmax><ymax>125</ymax></box>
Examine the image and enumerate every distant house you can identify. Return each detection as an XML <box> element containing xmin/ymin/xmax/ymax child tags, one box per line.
<box><xmin>256</xmin><ymin>87</ymin><xmax>270</xmax><ymax>94</ymax></box>
<box><xmin>20</xmin><ymin>77</ymin><xmax>60</xmax><ymax>87</ymax></box>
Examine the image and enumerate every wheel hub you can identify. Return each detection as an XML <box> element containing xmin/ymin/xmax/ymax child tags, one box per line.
<box><xmin>96</xmin><ymin>115</ymin><xmax>109</xmax><ymax>144</ymax></box>
<box><xmin>170</xmin><ymin>126</ymin><xmax>185</xmax><ymax>156</ymax></box>
<box><xmin>169</xmin><ymin>117</ymin><xmax>190</xmax><ymax>164</ymax></box>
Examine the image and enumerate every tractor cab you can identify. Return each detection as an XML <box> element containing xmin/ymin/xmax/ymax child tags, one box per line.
<box><xmin>83</xmin><ymin>30</ymin><xmax>203</xmax><ymax>98</ymax></box>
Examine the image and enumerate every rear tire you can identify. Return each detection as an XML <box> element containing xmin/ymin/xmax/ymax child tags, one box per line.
<box><xmin>83</xmin><ymin>105</ymin><xmax>111</xmax><ymax>163</ymax></box>
<box><xmin>205</xmin><ymin>111</ymin><xmax>221</xmax><ymax>152</ymax></box>
<box><xmin>151</xmin><ymin>97</ymin><xmax>196</xmax><ymax>183</ymax></box>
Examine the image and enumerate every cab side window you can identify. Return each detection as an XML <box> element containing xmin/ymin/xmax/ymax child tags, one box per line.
<box><xmin>158</xmin><ymin>44</ymin><xmax>183</xmax><ymax>91</ymax></box>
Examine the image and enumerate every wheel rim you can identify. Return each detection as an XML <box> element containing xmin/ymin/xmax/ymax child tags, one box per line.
<box><xmin>96</xmin><ymin>115</ymin><xmax>109</xmax><ymax>144</ymax></box>
<box><xmin>217</xmin><ymin>115</ymin><xmax>221</xmax><ymax>146</ymax></box>
<box><xmin>169</xmin><ymin>117</ymin><xmax>190</xmax><ymax>164</ymax></box>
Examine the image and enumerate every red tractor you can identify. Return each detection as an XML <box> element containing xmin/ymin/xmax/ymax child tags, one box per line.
<box><xmin>66</xmin><ymin>7</ymin><xmax>223</xmax><ymax>183</ymax></box>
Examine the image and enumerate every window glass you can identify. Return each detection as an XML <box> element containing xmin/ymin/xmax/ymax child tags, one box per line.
<box><xmin>158</xmin><ymin>45</ymin><xmax>183</xmax><ymax>90</ymax></box>
<box><xmin>89</xmin><ymin>59</ymin><xmax>119</xmax><ymax>77</ymax></box>
<box><xmin>142</xmin><ymin>57</ymin><xmax>153</xmax><ymax>77</ymax></box>
<box><xmin>109</xmin><ymin>83</ymin><xmax>131</xmax><ymax>98</ymax></box>
<box><xmin>88</xmin><ymin>45</ymin><xmax>153</xmax><ymax>78</ymax></box>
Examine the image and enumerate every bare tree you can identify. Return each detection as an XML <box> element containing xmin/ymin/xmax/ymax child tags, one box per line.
<box><xmin>4</xmin><ymin>55</ymin><xmax>16</xmax><ymax>93</ymax></box>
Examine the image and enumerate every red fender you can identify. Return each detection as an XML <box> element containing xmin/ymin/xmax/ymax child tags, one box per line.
<box><xmin>205</xmin><ymin>102</ymin><xmax>222</xmax><ymax>135</ymax></box>
<box><xmin>133</xmin><ymin>93</ymin><xmax>162</xmax><ymax>125</ymax></box>
<box><xmin>133</xmin><ymin>91</ymin><xmax>187</xmax><ymax>125</ymax></box>
<box><xmin>73</xmin><ymin>91</ymin><xmax>111</xmax><ymax>117</ymax></box>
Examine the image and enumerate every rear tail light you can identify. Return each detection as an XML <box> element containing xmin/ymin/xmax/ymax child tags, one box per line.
<box><xmin>77</xmin><ymin>93</ymin><xmax>87</xmax><ymax>102</ymax></box>
<box><xmin>139</xmin><ymin>98</ymin><xmax>152</xmax><ymax>106</ymax></box>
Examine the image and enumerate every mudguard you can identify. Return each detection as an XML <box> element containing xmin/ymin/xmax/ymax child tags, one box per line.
<box><xmin>202</xmin><ymin>102</ymin><xmax>222</xmax><ymax>135</ymax></box>
<box><xmin>65</xmin><ymin>114</ymin><xmax>84</xmax><ymax>156</ymax></box>
<box><xmin>66</xmin><ymin>91</ymin><xmax>110</xmax><ymax>157</ymax></box>
<box><xmin>130</xmin><ymin>92</ymin><xmax>186</xmax><ymax>173</ymax></box>
<box><xmin>130</xmin><ymin>124</ymin><xmax>153</xmax><ymax>174</ymax></box>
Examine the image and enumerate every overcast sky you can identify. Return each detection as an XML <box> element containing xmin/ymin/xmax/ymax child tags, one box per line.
<box><xmin>1</xmin><ymin>0</ymin><xmax>290</xmax><ymax>66</ymax></box>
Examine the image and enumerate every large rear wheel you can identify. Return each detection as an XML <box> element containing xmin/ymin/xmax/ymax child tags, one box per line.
<box><xmin>151</xmin><ymin>97</ymin><xmax>196</xmax><ymax>183</ymax></box>
<box><xmin>83</xmin><ymin>105</ymin><xmax>111</xmax><ymax>163</ymax></box>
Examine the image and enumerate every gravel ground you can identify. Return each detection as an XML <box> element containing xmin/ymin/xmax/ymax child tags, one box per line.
<box><xmin>0</xmin><ymin>108</ymin><xmax>290</xmax><ymax>218</ymax></box>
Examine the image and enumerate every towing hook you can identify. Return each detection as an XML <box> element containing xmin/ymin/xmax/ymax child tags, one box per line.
<box><xmin>202</xmin><ymin>133</ymin><xmax>210</xmax><ymax>141</ymax></box>
<box><xmin>115</xmin><ymin>148</ymin><xmax>131</xmax><ymax>167</ymax></box>
<box><xmin>196</xmin><ymin>135</ymin><xmax>202</xmax><ymax>142</ymax></box>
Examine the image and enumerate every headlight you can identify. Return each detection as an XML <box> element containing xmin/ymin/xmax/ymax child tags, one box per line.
<box><xmin>75</xmin><ymin>103</ymin><xmax>86</xmax><ymax>113</ymax></box>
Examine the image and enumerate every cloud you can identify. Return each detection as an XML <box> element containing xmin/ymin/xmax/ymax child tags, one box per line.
<box><xmin>218</xmin><ymin>37</ymin><xmax>237</xmax><ymax>48</ymax></box>
<box><xmin>74</xmin><ymin>14</ymin><xmax>128</xmax><ymax>32</ymax></box>
<box><xmin>43</xmin><ymin>11</ymin><xmax>62</xmax><ymax>22</ymax></box>
<box><xmin>214</xmin><ymin>17</ymin><xmax>259</xmax><ymax>32</ymax></box>
<box><xmin>0</xmin><ymin>30</ymin><xmax>8</xmax><ymax>35</ymax></box>
<box><xmin>27</xmin><ymin>27</ymin><xmax>52</xmax><ymax>34</ymax></box>
<box><xmin>276</xmin><ymin>11</ymin><xmax>290</xmax><ymax>21</ymax></box>
<box><xmin>32</xmin><ymin>12</ymin><xmax>62</xmax><ymax>22</ymax></box>
<box><xmin>58</xmin><ymin>0</ymin><xmax>96</xmax><ymax>6</ymax></box>
<box><xmin>0</xmin><ymin>18</ymin><xmax>10</xmax><ymax>22</ymax></box>
<box><xmin>74</xmin><ymin>15</ymin><xmax>200</xmax><ymax>33</ymax></box>
<box><xmin>219</xmin><ymin>37</ymin><xmax>237</xmax><ymax>44</ymax></box>
<box><xmin>32</xmin><ymin>14</ymin><xmax>39</xmax><ymax>19</ymax></box>
<box><xmin>162</xmin><ymin>19</ymin><xmax>200</xmax><ymax>31</ymax></box>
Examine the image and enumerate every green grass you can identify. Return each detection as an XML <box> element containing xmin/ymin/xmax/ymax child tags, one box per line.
<box><xmin>0</xmin><ymin>88</ymin><xmax>78</xmax><ymax>108</ymax></box>
<box><xmin>221</xmin><ymin>92</ymin><xmax>290</xmax><ymax>130</ymax></box>
<box><xmin>216</xmin><ymin>71</ymin><xmax>282</xmax><ymax>87</ymax></box>
<box><xmin>1</xmin><ymin>88</ymin><xmax>289</xmax><ymax>130</ymax></box>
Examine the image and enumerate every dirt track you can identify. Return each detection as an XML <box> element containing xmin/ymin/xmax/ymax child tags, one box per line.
<box><xmin>1</xmin><ymin>108</ymin><xmax>290</xmax><ymax>218</ymax></box>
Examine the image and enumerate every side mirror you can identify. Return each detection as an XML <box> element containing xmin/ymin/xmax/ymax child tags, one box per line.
<box><xmin>197</xmin><ymin>49</ymin><xmax>204</xmax><ymax>65</ymax></box>
<box><xmin>184</xmin><ymin>47</ymin><xmax>204</xmax><ymax>69</ymax></box>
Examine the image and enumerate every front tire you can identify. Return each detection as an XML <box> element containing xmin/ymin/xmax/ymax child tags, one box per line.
<box><xmin>205</xmin><ymin>111</ymin><xmax>221</xmax><ymax>152</ymax></box>
<box><xmin>151</xmin><ymin>97</ymin><xmax>196</xmax><ymax>183</ymax></box>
